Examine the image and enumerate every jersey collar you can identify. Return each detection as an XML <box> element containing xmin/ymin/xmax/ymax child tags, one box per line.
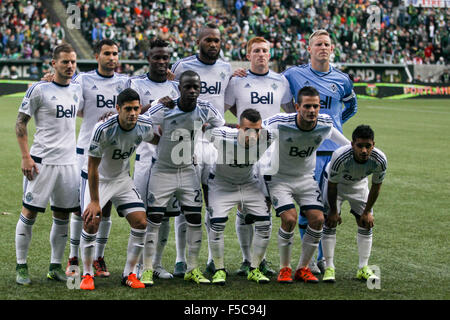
<box><xmin>96</xmin><ymin>69</ymin><xmax>114</xmax><ymax>78</ymax></box>
<box><xmin>196</xmin><ymin>54</ymin><xmax>217</xmax><ymax>66</ymax></box>
<box><xmin>308</xmin><ymin>63</ymin><xmax>332</xmax><ymax>77</ymax></box>
<box><xmin>52</xmin><ymin>81</ymin><xmax>70</xmax><ymax>87</ymax></box>
<box><xmin>249</xmin><ymin>69</ymin><xmax>269</xmax><ymax>77</ymax></box>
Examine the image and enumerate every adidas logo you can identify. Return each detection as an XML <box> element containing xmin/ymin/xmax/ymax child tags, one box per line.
<box><xmin>144</xmin><ymin>91</ymin><xmax>151</xmax><ymax>95</ymax></box>
<box><xmin>245</xmin><ymin>83</ymin><xmax>251</xmax><ymax>88</ymax></box>
<box><xmin>91</xmin><ymin>85</ymin><xmax>98</xmax><ymax>90</ymax></box>
<box><xmin>111</xmin><ymin>140</ymin><xmax>117</xmax><ymax>146</ymax></box>
<box><xmin>51</xmin><ymin>96</ymin><xmax>57</xmax><ymax>100</ymax></box>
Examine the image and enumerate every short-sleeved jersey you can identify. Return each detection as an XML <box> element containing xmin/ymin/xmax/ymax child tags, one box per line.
<box><xmin>225</xmin><ymin>70</ymin><xmax>293</xmax><ymax>121</ymax></box>
<box><xmin>19</xmin><ymin>81</ymin><xmax>82</xmax><ymax>165</ymax></box>
<box><xmin>126</xmin><ymin>74</ymin><xmax>180</xmax><ymax>163</ymax></box>
<box><xmin>171</xmin><ymin>55</ymin><xmax>232</xmax><ymax>115</ymax></box>
<box><xmin>327</xmin><ymin>145</ymin><xmax>387</xmax><ymax>185</ymax></box>
<box><xmin>283</xmin><ymin>63</ymin><xmax>357</xmax><ymax>151</ymax></box>
<box><xmin>209</xmin><ymin>126</ymin><xmax>273</xmax><ymax>184</ymax></box>
<box><xmin>73</xmin><ymin>70</ymin><xmax>129</xmax><ymax>151</ymax></box>
<box><xmin>146</xmin><ymin>98</ymin><xmax>225</xmax><ymax>168</ymax></box>
<box><xmin>263</xmin><ymin>113</ymin><xmax>350</xmax><ymax>177</ymax></box>
<box><xmin>86</xmin><ymin>114</ymin><xmax>154</xmax><ymax>180</ymax></box>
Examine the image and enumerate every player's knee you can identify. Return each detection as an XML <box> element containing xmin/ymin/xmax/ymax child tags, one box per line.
<box><xmin>281</xmin><ymin>210</ymin><xmax>298</xmax><ymax>231</ymax></box>
<box><xmin>147</xmin><ymin>213</ymin><xmax>164</xmax><ymax>225</ymax></box>
<box><xmin>308</xmin><ymin>211</ymin><xmax>324</xmax><ymax>230</ymax></box>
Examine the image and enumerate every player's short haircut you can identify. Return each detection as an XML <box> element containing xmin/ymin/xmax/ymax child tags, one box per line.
<box><xmin>198</xmin><ymin>23</ymin><xmax>220</xmax><ymax>39</ymax></box>
<box><xmin>352</xmin><ymin>125</ymin><xmax>375</xmax><ymax>141</ymax></box>
<box><xmin>240</xmin><ymin>108</ymin><xmax>262</xmax><ymax>123</ymax></box>
<box><xmin>52</xmin><ymin>43</ymin><xmax>76</xmax><ymax>60</ymax></box>
<box><xmin>147</xmin><ymin>38</ymin><xmax>169</xmax><ymax>57</ymax></box>
<box><xmin>297</xmin><ymin>86</ymin><xmax>320</xmax><ymax>105</ymax></box>
<box><xmin>308</xmin><ymin>29</ymin><xmax>331</xmax><ymax>46</ymax></box>
<box><xmin>117</xmin><ymin>88</ymin><xmax>140</xmax><ymax>107</ymax></box>
<box><xmin>179</xmin><ymin>70</ymin><xmax>200</xmax><ymax>83</ymax></box>
<box><xmin>246</xmin><ymin>36</ymin><xmax>270</xmax><ymax>54</ymax></box>
<box><xmin>94</xmin><ymin>39</ymin><xmax>118</xmax><ymax>54</ymax></box>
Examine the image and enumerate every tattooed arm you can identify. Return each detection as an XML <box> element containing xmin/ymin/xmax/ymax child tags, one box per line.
<box><xmin>15</xmin><ymin>112</ymin><xmax>39</xmax><ymax>180</ymax></box>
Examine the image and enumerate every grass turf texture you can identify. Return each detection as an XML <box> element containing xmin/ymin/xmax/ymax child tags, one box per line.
<box><xmin>0</xmin><ymin>96</ymin><xmax>449</xmax><ymax>300</ymax></box>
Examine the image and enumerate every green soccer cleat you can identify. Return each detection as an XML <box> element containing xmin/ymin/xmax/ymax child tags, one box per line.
<box><xmin>259</xmin><ymin>259</ymin><xmax>276</xmax><ymax>277</ymax></box>
<box><xmin>236</xmin><ymin>260</ymin><xmax>251</xmax><ymax>276</ymax></box>
<box><xmin>140</xmin><ymin>269</ymin><xmax>154</xmax><ymax>287</ymax></box>
<box><xmin>323</xmin><ymin>267</ymin><xmax>336</xmax><ymax>283</ymax></box>
<box><xmin>356</xmin><ymin>265</ymin><xmax>379</xmax><ymax>281</ymax></box>
<box><xmin>184</xmin><ymin>268</ymin><xmax>210</xmax><ymax>284</ymax></box>
<box><xmin>16</xmin><ymin>264</ymin><xmax>31</xmax><ymax>286</ymax></box>
<box><xmin>212</xmin><ymin>269</ymin><xmax>226</xmax><ymax>286</ymax></box>
<box><xmin>47</xmin><ymin>263</ymin><xmax>67</xmax><ymax>282</ymax></box>
<box><xmin>248</xmin><ymin>268</ymin><xmax>270</xmax><ymax>284</ymax></box>
<box><xmin>173</xmin><ymin>261</ymin><xmax>187</xmax><ymax>278</ymax></box>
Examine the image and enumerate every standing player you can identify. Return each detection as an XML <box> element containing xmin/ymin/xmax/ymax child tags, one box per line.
<box><xmin>263</xmin><ymin>86</ymin><xmax>350</xmax><ymax>284</ymax></box>
<box><xmin>224</xmin><ymin>36</ymin><xmax>294</xmax><ymax>277</ymax></box>
<box><xmin>283</xmin><ymin>29</ymin><xmax>358</xmax><ymax>274</ymax></box>
<box><xmin>170</xmin><ymin>23</ymin><xmax>232</xmax><ymax>276</ymax></box>
<box><xmin>207</xmin><ymin>109</ymin><xmax>273</xmax><ymax>285</ymax></box>
<box><xmin>321</xmin><ymin>125</ymin><xmax>387</xmax><ymax>283</ymax></box>
<box><xmin>15</xmin><ymin>44</ymin><xmax>81</xmax><ymax>285</ymax></box>
<box><xmin>66</xmin><ymin>39</ymin><xmax>129</xmax><ymax>278</ymax></box>
<box><xmin>126</xmin><ymin>39</ymin><xmax>180</xmax><ymax>280</ymax></box>
<box><xmin>144</xmin><ymin>71</ymin><xmax>225</xmax><ymax>285</ymax></box>
<box><xmin>79</xmin><ymin>88</ymin><xmax>157</xmax><ymax>290</ymax></box>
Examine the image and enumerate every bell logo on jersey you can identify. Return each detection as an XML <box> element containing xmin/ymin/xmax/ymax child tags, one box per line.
<box><xmin>289</xmin><ymin>146</ymin><xmax>314</xmax><ymax>157</ymax></box>
<box><xmin>97</xmin><ymin>95</ymin><xmax>117</xmax><ymax>108</ymax></box>
<box><xmin>251</xmin><ymin>92</ymin><xmax>274</xmax><ymax>105</ymax></box>
<box><xmin>56</xmin><ymin>105</ymin><xmax>76</xmax><ymax>118</ymax></box>
<box><xmin>201</xmin><ymin>81</ymin><xmax>221</xmax><ymax>95</ymax></box>
<box><xmin>112</xmin><ymin>146</ymin><xmax>136</xmax><ymax>160</ymax></box>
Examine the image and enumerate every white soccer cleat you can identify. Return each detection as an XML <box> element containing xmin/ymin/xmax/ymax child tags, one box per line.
<box><xmin>154</xmin><ymin>266</ymin><xmax>173</xmax><ymax>279</ymax></box>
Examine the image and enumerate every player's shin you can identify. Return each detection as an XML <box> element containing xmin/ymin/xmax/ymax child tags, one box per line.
<box><xmin>185</xmin><ymin>213</ymin><xmax>203</xmax><ymax>272</ymax></box>
<box><xmin>357</xmin><ymin>227</ymin><xmax>373</xmax><ymax>269</ymax></box>
<box><xmin>278</xmin><ymin>227</ymin><xmax>294</xmax><ymax>269</ymax></box>
<box><xmin>252</xmin><ymin>221</ymin><xmax>271</xmax><ymax>268</ymax></box>
<box><xmin>16</xmin><ymin>213</ymin><xmax>36</xmax><ymax>264</ymax></box>
<box><xmin>123</xmin><ymin>227</ymin><xmax>146</xmax><ymax>277</ymax></box>
<box><xmin>50</xmin><ymin>216</ymin><xmax>69</xmax><ymax>264</ymax></box>
<box><xmin>208</xmin><ymin>222</ymin><xmax>225</xmax><ymax>270</ymax></box>
<box><xmin>297</xmin><ymin>226</ymin><xmax>322</xmax><ymax>269</ymax></box>
<box><xmin>322</xmin><ymin>226</ymin><xmax>336</xmax><ymax>269</ymax></box>
<box><xmin>80</xmin><ymin>230</ymin><xmax>97</xmax><ymax>276</ymax></box>
<box><xmin>143</xmin><ymin>218</ymin><xmax>161</xmax><ymax>272</ymax></box>
<box><xmin>236</xmin><ymin>209</ymin><xmax>253</xmax><ymax>263</ymax></box>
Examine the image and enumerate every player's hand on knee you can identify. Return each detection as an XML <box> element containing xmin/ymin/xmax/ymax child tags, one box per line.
<box><xmin>83</xmin><ymin>202</ymin><xmax>102</xmax><ymax>225</ymax></box>
<box><xmin>21</xmin><ymin>157</ymin><xmax>39</xmax><ymax>181</ymax></box>
<box><xmin>360</xmin><ymin>212</ymin><xmax>374</xmax><ymax>229</ymax></box>
<box><xmin>326</xmin><ymin>211</ymin><xmax>341</xmax><ymax>228</ymax></box>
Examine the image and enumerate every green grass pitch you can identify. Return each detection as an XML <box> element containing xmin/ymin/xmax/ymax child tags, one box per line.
<box><xmin>0</xmin><ymin>96</ymin><xmax>449</xmax><ymax>300</ymax></box>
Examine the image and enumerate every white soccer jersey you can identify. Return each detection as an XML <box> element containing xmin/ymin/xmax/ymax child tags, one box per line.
<box><xmin>263</xmin><ymin>113</ymin><xmax>350</xmax><ymax>177</ymax></box>
<box><xmin>327</xmin><ymin>145</ymin><xmax>387</xmax><ymax>185</ymax></box>
<box><xmin>209</xmin><ymin>126</ymin><xmax>273</xmax><ymax>184</ymax></box>
<box><xmin>73</xmin><ymin>70</ymin><xmax>129</xmax><ymax>152</ymax></box>
<box><xmin>126</xmin><ymin>73</ymin><xmax>179</xmax><ymax>163</ymax></box>
<box><xmin>85</xmin><ymin>114</ymin><xmax>154</xmax><ymax>180</ymax></box>
<box><xmin>146</xmin><ymin>98</ymin><xmax>225</xmax><ymax>168</ymax></box>
<box><xmin>225</xmin><ymin>70</ymin><xmax>293</xmax><ymax>121</ymax></box>
<box><xmin>19</xmin><ymin>81</ymin><xmax>82</xmax><ymax>165</ymax></box>
<box><xmin>171</xmin><ymin>55</ymin><xmax>232</xmax><ymax>115</ymax></box>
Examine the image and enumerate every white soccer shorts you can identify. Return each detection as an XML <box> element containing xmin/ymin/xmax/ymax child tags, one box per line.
<box><xmin>22</xmin><ymin>158</ymin><xmax>80</xmax><ymax>213</ymax></box>
<box><xmin>265</xmin><ymin>174</ymin><xmax>324</xmax><ymax>217</ymax></box>
<box><xmin>80</xmin><ymin>172</ymin><xmax>145</xmax><ymax>218</ymax></box>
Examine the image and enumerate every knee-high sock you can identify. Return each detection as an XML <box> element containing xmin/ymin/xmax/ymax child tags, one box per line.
<box><xmin>322</xmin><ymin>226</ymin><xmax>337</xmax><ymax>269</ymax></box>
<box><xmin>236</xmin><ymin>209</ymin><xmax>253</xmax><ymax>262</ymax></box>
<box><xmin>204</xmin><ymin>209</ymin><xmax>214</xmax><ymax>264</ymax></box>
<box><xmin>278</xmin><ymin>227</ymin><xmax>294</xmax><ymax>269</ymax></box>
<box><xmin>208</xmin><ymin>222</ymin><xmax>225</xmax><ymax>270</ymax></box>
<box><xmin>15</xmin><ymin>213</ymin><xmax>36</xmax><ymax>265</ymax></box>
<box><xmin>69</xmin><ymin>213</ymin><xmax>83</xmax><ymax>259</ymax></box>
<box><xmin>186</xmin><ymin>222</ymin><xmax>203</xmax><ymax>272</ymax></box>
<box><xmin>80</xmin><ymin>230</ymin><xmax>97</xmax><ymax>276</ymax></box>
<box><xmin>251</xmin><ymin>221</ymin><xmax>271</xmax><ymax>269</ymax></box>
<box><xmin>153</xmin><ymin>217</ymin><xmax>170</xmax><ymax>268</ymax></box>
<box><xmin>174</xmin><ymin>214</ymin><xmax>187</xmax><ymax>263</ymax></box>
<box><xmin>143</xmin><ymin>219</ymin><xmax>160</xmax><ymax>271</ymax></box>
<box><xmin>297</xmin><ymin>226</ymin><xmax>322</xmax><ymax>269</ymax></box>
<box><xmin>50</xmin><ymin>217</ymin><xmax>69</xmax><ymax>264</ymax></box>
<box><xmin>123</xmin><ymin>227</ymin><xmax>146</xmax><ymax>277</ymax></box>
<box><xmin>357</xmin><ymin>227</ymin><xmax>373</xmax><ymax>269</ymax></box>
<box><xmin>95</xmin><ymin>216</ymin><xmax>112</xmax><ymax>259</ymax></box>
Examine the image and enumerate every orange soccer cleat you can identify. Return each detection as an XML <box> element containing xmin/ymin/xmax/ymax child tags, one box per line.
<box><xmin>80</xmin><ymin>274</ymin><xmax>95</xmax><ymax>290</ymax></box>
<box><xmin>294</xmin><ymin>267</ymin><xmax>319</xmax><ymax>283</ymax></box>
<box><xmin>93</xmin><ymin>257</ymin><xmax>110</xmax><ymax>278</ymax></box>
<box><xmin>277</xmin><ymin>267</ymin><xmax>293</xmax><ymax>284</ymax></box>
<box><xmin>122</xmin><ymin>273</ymin><xmax>145</xmax><ymax>289</ymax></box>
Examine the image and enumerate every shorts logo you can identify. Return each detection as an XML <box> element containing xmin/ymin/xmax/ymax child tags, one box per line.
<box><xmin>206</xmin><ymin>207</ymin><xmax>213</xmax><ymax>216</ymax></box>
<box><xmin>25</xmin><ymin>192</ymin><xmax>33</xmax><ymax>202</ymax></box>
<box><xmin>148</xmin><ymin>193</ymin><xmax>155</xmax><ymax>204</ymax></box>
<box><xmin>21</xmin><ymin>100</ymin><xmax>29</xmax><ymax>110</ymax></box>
<box><xmin>272</xmin><ymin>196</ymin><xmax>278</xmax><ymax>207</ymax></box>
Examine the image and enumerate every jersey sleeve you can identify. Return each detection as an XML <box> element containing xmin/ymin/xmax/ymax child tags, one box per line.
<box><xmin>371</xmin><ymin>150</ymin><xmax>388</xmax><ymax>184</ymax></box>
<box><xmin>280</xmin><ymin>75</ymin><xmax>294</xmax><ymax>105</ymax></box>
<box><xmin>171</xmin><ymin>60</ymin><xmax>184</xmax><ymax>80</ymax></box>
<box><xmin>72</xmin><ymin>73</ymin><xmax>85</xmax><ymax>113</ymax></box>
<box><xmin>341</xmin><ymin>76</ymin><xmax>357</xmax><ymax>124</ymax></box>
<box><xmin>328</xmin><ymin>127</ymin><xmax>351</xmax><ymax>147</ymax></box>
<box><xmin>88</xmin><ymin>122</ymin><xmax>106</xmax><ymax>158</ymax></box>
<box><xmin>224</xmin><ymin>77</ymin><xmax>237</xmax><ymax>108</ymax></box>
<box><xmin>207</xmin><ymin>103</ymin><xmax>225</xmax><ymax>128</ymax></box>
<box><xmin>145</xmin><ymin>103</ymin><xmax>165</xmax><ymax>126</ymax></box>
<box><xmin>19</xmin><ymin>82</ymin><xmax>43</xmax><ymax>117</ymax></box>
<box><xmin>327</xmin><ymin>151</ymin><xmax>345</xmax><ymax>183</ymax></box>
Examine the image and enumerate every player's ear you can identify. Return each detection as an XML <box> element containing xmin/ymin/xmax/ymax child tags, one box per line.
<box><xmin>116</xmin><ymin>104</ymin><xmax>120</xmax><ymax>113</ymax></box>
<box><xmin>294</xmin><ymin>102</ymin><xmax>300</xmax><ymax>112</ymax></box>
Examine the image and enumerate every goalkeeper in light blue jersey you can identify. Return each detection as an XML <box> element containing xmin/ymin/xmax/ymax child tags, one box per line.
<box><xmin>283</xmin><ymin>30</ymin><xmax>358</xmax><ymax>274</ymax></box>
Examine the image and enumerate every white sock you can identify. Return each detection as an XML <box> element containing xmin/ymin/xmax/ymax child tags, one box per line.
<box><xmin>174</xmin><ymin>214</ymin><xmax>187</xmax><ymax>263</ymax></box>
<box><xmin>236</xmin><ymin>209</ymin><xmax>253</xmax><ymax>262</ymax></box>
<box><xmin>278</xmin><ymin>227</ymin><xmax>294</xmax><ymax>269</ymax></box>
<box><xmin>80</xmin><ymin>230</ymin><xmax>97</xmax><ymax>276</ymax></box>
<box><xmin>297</xmin><ymin>226</ymin><xmax>322</xmax><ymax>270</ymax></box>
<box><xmin>322</xmin><ymin>226</ymin><xmax>337</xmax><ymax>269</ymax></box>
<box><xmin>186</xmin><ymin>222</ymin><xmax>203</xmax><ymax>272</ymax></box>
<box><xmin>15</xmin><ymin>213</ymin><xmax>36</xmax><ymax>265</ymax></box>
<box><xmin>357</xmin><ymin>227</ymin><xmax>373</xmax><ymax>269</ymax></box>
<box><xmin>153</xmin><ymin>217</ymin><xmax>170</xmax><ymax>268</ymax></box>
<box><xmin>251</xmin><ymin>222</ymin><xmax>271</xmax><ymax>269</ymax></box>
<box><xmin>95</xmin><ymin>216</ymin><xmax>112</xmax><ymax>259</ymax></box>
<box><xmin>123</xmin><ymin>227</ymin><xmax>146</xmax><ymax>277</ymax></box>
<box><xmin>69</xmin><ymin>213</ymin><xmax>83</xmax><ymax>258</ymax></box>
<box><xmin>143</xmin><ymin>219</ymin><xmax>160</xmax><ymax>271</ymax></box>
<box><xmin>204</xmin><ymin>209</ymin><xmax>214</xmax><ymax>263</ymax></box>
<box><xmin>50</xmin><ymin>217</ymin><xmax>69</xmax><ymax>264</ymax></box>
<box><xmin>208</xmin><ymin>222</ymin><xmax>225</xmax><ymax>270</ymax></box>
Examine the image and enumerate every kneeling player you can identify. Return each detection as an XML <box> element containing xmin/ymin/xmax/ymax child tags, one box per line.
<box><xmin>321</xmin><ymin>125</ymin><xmax>387</xmax><ymax>283</ymax></box>
<box><xmin>79</xmin><ymin>88</ymin><xmax>158</xmax><ymax>290</ymax></box>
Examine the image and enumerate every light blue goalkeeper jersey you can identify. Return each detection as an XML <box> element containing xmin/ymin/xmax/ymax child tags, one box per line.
<box><xmin>283</xmin><ymin>63</ymin><xmax>357</xmax><ymax>152</ymax></box>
